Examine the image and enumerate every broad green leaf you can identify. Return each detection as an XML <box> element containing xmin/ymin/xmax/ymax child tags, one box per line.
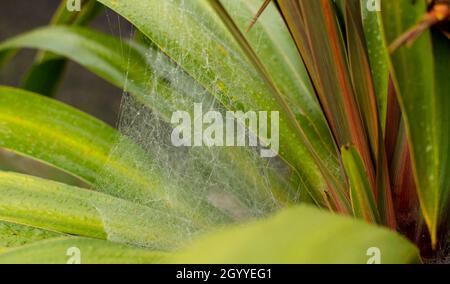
<box><xmin>0</xmin><ymin>237</ymin><xmax>168</xmax><ymax>264</ymax></box>
<box><xmin>95</xmin><ymin>0</ymin><xmax>332</xmax><ymax>205</ymax></box>
<box><xmin>0</xmin><ymin>171</ymin><xmax>197</xmax><ymax>249</ymax></box>
<box><xmin>0</xmin><ymin>86</ymin><xmax>118</xmax><ymax>185</ymax></box>
<box><xmin>0</xmin><ymin>86</ymin><xmax>168</xmax><ymax>203</ymax></box>
<box><xmin>431</xmin><ymin>30</ymin><xmax>450</xmax><ymax>220</ymax></box>
<box><xmin>341</xmin><ymin>145</ymin><xmax>380</xmax><ymax>224</ymax></box>
<box><xmin>175</xmin><ymin>205</ymin><xmax>420</xmax><ymax>264</ymax></box>
<box><xmin>381</xmin><ymin>0</ymin><xmax>450</xmax><ymax>245</ymax></box>
<box><xmin>0</xmin><ymin>27</ymin><xmax>194</xmax><ymax>120</ymax></box>
<box><xmin>0</xmin><ymin>221</ymin><xmax>60</xmax><ymax>253</ymax></box>
<box><xmin>0</xmin><ymin>147</ymin><xmax>89</xmax><ymax>187</ymax></box>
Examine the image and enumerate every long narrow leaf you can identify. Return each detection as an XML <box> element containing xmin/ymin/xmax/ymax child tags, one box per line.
<box><xmin>0</xmin><ymin>171</ymin><xmax>197</xmax><ymax>249</ymax></box>
<box><xmin>222</xmin><ymin>0</ymin><xmax>339</xmax><ymax>182</ymax></box>
<box><xmin>360</xmin><ymin>1</ymin><xmax>389</xmax><ymax>132</ymax></box>
<box><xmin>381</xmin><ymin>0</ymin><xmax>450</xmax><ymax>246</ymax></box>
<box><xmin>0</xmin><ymin>221</ymin><xmax>60</xmax><ymax>253</ymax></box>
<box><xmin>277</xmin><ymin>0</ymin><xmax>374</xmax><ymax>184</ymax></box>
<box><xmin>0</xmin><ymin>237</ymin><xmax>168</xmax><ymax>264</ymax></box>
<box><xmin>0</xmin><ymin>86</ymin><xmax>167</xmax><ymax>203</ymax></box>
<box><xmin>342</xmin><ymin>145</ymin><xmax>380</xmax><ymax>224</ymax></box>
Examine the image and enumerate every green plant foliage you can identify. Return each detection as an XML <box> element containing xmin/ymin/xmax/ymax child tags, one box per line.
<box><xmin>0</xmin><ymin>171</ymin><xmax>197</xmax><ymax>249</ymax></box>
<box><xmin>0</xmin><ymin>0</ymin><xmax>448</xmax><ymax>263</ymax></box>
<box><xmin>0</xmin><ymin>205</ymin><xmax>419</xmax><ymax>264</ymax></box>
<box><xmin>94</xmin><ymin>0</ymin><xmax>343</xmax><ymax>206</ymax></box>
<box><xmin>176</xmin><ymin>205</ymin><xmax>420</xmax><ymax>264</ymax></box>
<box><xmin>381</xmin><ymin>0</ymin><xmax>450</xmax><ymax>245</ymax></box>
<box><xmin>0</xmin><ymin>237</ymin><xmax>168</xmax><ymax>264</ymax></box>
<box><xmin>0</xmin><ymin>222</ymin><xmax>60</xmax><ymax>253</ymax></box>
<box><xmin>360</xmin><ymin>0</ymin><xmax>389</xmax><ymax>131</ymax></box>
<box><xmin>0</xmin><ymin>86</ymin><xmax>170</xmax><ymax>204</ymax></box>
<box><xmin>341</xmin><ymin>145</ymin><xmax>383</xmax><ymax>225</ymax></box>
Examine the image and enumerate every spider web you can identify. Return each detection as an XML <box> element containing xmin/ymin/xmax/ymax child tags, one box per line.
<box><xmin>93</xmin><ymin>0</ymin><xmax>300</xmax><ymax>250</ymax></box>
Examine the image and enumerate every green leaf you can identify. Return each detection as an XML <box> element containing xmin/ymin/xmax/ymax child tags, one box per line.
<box><xmin>0</xmin><ymin>27</ymin><xmax>193</xmax><ymax>120</ymax></box>
<box><xmin>381</xmin><ymin>0</ymin><xmax>450</xmax><ymax>246</ymax></box>
<box><xmin>341</xmin><ymin>145</ymin><xmax>380</xmax><ymax>224</ymax></box>
<box><xmin>0</xmin><ymin>171</ymin><xmax>197</xmax><ymax>249</ymax></box>
<box><xmin>0</xmin><ymin>86</ymin><xmax>116</xmax><ymax>185</ymax></box>
<box><xmin>341</xmin><ymin>2</ymin><xmax>396</xmax><ymax>228</ymax></box>
<box><xmin>0</xmin><ymin>86</ymin><xmax>169</xmax><ymax>204</ymax></box>
<box><xmin>431</xmin><ymin>30</ymin><xmax>450</xmax><ymax>220</ymax></box>
<box><xmin>0</xmin><ymin>237</ymin><xmax>168</xmax><ymax>264</ymax></box>
<box><xmin>0</xmin><ymin>221</ymin><xmax>60</xmax><ymax>253</ymax></box>
<box><xmin>175</xmin><ymin>205</ymin><xmax>420</xmax><ymax>264</ymax></box>
<box><xmin>343</xmin><ymin>1</ymin><xmax>380</xmax><ymax>157</ymax></box>
<box><xmin>360</xmin><ymin>0</ymin><xmax>389</xmax><ymax>132</ymax></box>
<box><xmin>276</xmin><ymin>0</ymin><xmax>385</xmax><ymax>213</ymax></box>
<box><xmin>209</xmin><ymin>0</ymin><xmax>351</xmax><ymax>212</ymax></box>
<box><xmin>278</xmin><ymin>0</ymin><xmax>372</xmax><ymax>159</ymax></box>
<box><xmin>0</xmin><ymin>50</ymin><xmax>15</xmax><ymax>70</ymax></box>
<box><xmin>21</xmin><ymin>58</ymin><xmax>67</xmax><ymax>97</ymax></box>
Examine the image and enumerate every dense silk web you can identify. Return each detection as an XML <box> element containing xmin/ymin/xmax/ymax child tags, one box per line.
<box><xmin>94</xmin><ymin>0</ymin><xmax>301</xmax><ymax>250</ymax></box>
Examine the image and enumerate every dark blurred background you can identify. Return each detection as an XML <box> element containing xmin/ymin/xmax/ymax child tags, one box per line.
<box><xmin>0</xmin><ymin>0</ymin><xmax>132</xmax><ymax>183</ymax></box>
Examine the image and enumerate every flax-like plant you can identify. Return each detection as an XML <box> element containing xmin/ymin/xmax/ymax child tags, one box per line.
<box><xmin>0</xmin><ymin>0</ymin><xmax>448</xmax><ymax>264</ymax></box>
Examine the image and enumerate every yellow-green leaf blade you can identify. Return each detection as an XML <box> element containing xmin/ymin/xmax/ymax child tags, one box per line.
<box><xmin>0</xmin><ymin>237</ymin><xmax>168</xmax><ymax>264</ymax></box>
<box><xmin>361</xmin><ymin>1</ymin><xmax>389</xmax><ymax>131</ymax></box>
<box><xmin>0</xmin><ymin>171</ymin><xmax>197</xmax><ymax>249</ymax></box>
<box><xmin>175</xmin><ymin>205</ymin><xmax>420</xmax><ymax>264</ymax></box>
<box><xmin>0</xmin><ymin>86</ymin><xmax>171</xmax><ymax>204</ymax></box>
<box><xmin>341</xmin><ymin>145</ymin><xmax>380</xmax><ymax>224</ymax></box>
<box><xmin>0</xmin><ymin>221</ymin><xmax>60</xmax><ymax>253</ymax></box>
